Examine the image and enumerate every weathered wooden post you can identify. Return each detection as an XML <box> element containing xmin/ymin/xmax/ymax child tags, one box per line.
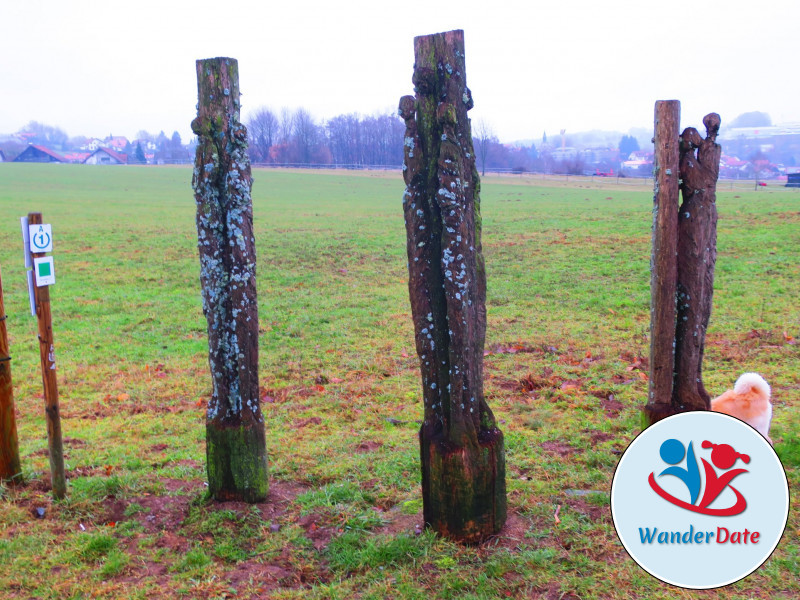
<box><xmin>672</xmin><ymin>113</ymin><xmax>722</xmax><ymax>411</ymax></box>
<box><xmin>192</xmin><ymin>57</ymin><xmax>268</xmax><ymax>502</ymax></box>
<box><xmin>0</xmin><ymin>266</ymin><xmax>22</xmax><ymax>483</ymax></box>
<box><xmin>645</xmin><ymin>101</ymin><xmax>681</xmax><ymax>424</ymax></box>
<box><xmin>644</xmin><ymin>104</ymin><xmax>722</xmax><ymax>425</ymax></box>
<box><xmin>400</xmin><ymin>30</ymin><xmax>506</xmax><ymax>543</ymax></box>
<box><xmin>28</xmin><ymin>213</ymin><xmax>66</xmax><ymax>498</ymax></box>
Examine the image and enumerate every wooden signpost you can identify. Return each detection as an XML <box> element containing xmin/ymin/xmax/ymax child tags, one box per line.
<box><xmin>25</xmin><ymin>212</ymin><xmax>66</xmax><ymax>498</ymax></box>
<box><xmin>0</xmin><ymin>266</ymin><xmax>22</xmax><ymax>483</ymax></box>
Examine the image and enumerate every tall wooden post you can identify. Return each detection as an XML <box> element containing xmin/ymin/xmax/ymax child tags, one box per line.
<box><xmin>644</xmin><ymin>101</ymin><xmax>681</xmax><ymax>424</ymax></box>
<box><xmin>28</xmin><ymin>212</ymin><xmax>66</xmax><ymax>498</ymax></box>
<box><xmin>0</xmin><ymin>266</ymin><xmax>22</xmax><ymax>483</ymax></box>
<box><xmin>400</xmin><ymin>30</ymin><xmax>506</xmax><ymax>543</ymax></box>
<box><xmin>192</xmin><ymin>57</ymin><xmax>267</xmax><ymax>502</ymax></box>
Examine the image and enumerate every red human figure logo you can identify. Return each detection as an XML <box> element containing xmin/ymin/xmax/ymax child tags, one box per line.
<box><xmin>697</xmin><ymin>441</ymin><xmax>750</xmax><ymax>513</ymax></box>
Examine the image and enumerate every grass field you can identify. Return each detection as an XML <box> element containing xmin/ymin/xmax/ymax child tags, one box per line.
<box><xmin>0</xmin><ymin>163</ymin><xmax>798</xmax><ymax>599</ymax></box>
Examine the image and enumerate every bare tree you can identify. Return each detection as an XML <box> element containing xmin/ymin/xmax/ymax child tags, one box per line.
<box><xmin>247</xmin><ymin>107</ymin><xmax>278</xmax><ymax>163</ymax></box>
<box><xmin>279</xmin><ymin>108</ymin><xmax>293</xmax><ymax>144</ymax></box>
<box><xmin>473</xmin><ymin>119</ymin><xmax>495</xmax><ymax>176</ymax></box>
<box><xmin>20</xmin><ymin>121</ymin><xmax>69</xmax><ymax>149</ymax></box>
<box><xmin>292</xmin><ymin>108</ymin><xmax>320</xmax><ymax>164</ymax></box>
<box><xmin>326</xmin><ymin>113</ymin><xmax>362</xmax><ymax>165</ymax></box>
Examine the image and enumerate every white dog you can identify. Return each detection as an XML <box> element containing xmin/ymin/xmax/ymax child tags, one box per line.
<box><xmin>711</xmin><ymin>373</ymin><xmax>772</xmax><ymax>444</ymax></box>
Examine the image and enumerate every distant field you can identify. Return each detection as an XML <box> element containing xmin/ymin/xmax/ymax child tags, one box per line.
<box><xmin>0</xmin><ymin>163</ymin><xmax>798</xmax><ymax>599</ymax></box>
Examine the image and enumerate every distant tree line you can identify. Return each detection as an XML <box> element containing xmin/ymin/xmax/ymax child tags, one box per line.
<box><xmin>4</xmin><ymin>111</ymin><xmax>792</xmax><ymax>174</ymax></box>
<box><xmin>245</xmin><ymin>108</ymin><xmax>555</xmax><ymax>171</ymax></box>
<box><xmin>245</xmin><ymin>107</ymin><xmax>406</xmax><ymax>166</ymax></box>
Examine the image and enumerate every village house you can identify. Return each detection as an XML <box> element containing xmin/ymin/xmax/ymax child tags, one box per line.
<box><xmin>104</xmin><ymin>136</ymin><xmax>129</xmax><ymax>151</ymax></box>
<box><xmin>80</xmin><ymin>138</ymin><xmax>104</xmax><ymax>152</ymax></box>
<box><xmin>13</xmin><ymin>144</ymin><xmax>65</xmax><ymax>163</ymax></box>
<box><xmin>84</xmin><ymin>147</ymin><xmax>128</xmax><ymax>165</ymax></box>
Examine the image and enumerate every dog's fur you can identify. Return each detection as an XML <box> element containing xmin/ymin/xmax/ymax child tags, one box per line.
<box><xmin>711</xmin><ymin>373</ymin><xmax>772</xmax><ymax>444</ymax></box>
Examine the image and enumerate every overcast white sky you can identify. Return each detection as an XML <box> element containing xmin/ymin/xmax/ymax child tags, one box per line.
<box><xmin>2</xmin><ymin>0</ymin><xmax>798</xmax><ymax>144</ymax></box>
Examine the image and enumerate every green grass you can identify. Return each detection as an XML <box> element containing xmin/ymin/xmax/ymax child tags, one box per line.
<box><xmin>0</xmin><ymin>163</ymin><xmax>798</xmax><ymax>599</ymax></box>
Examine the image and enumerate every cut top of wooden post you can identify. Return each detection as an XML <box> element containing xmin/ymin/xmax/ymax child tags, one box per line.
<box><xmin>192</xmin><ymin>58</ymin><xmax>243</xmax><ymax>141</ymax></box>
<box><xmin>412</xmin><ymin>30</ymin><xmax>474</xmax><ymax>114</ymax></box>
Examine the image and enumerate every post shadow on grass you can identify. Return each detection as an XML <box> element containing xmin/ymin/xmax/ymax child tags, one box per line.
<box><xmin>645</xmin><ymin>101</ymin><xmax>722</xmax><ymax>426</ymax></box>
<box><xmin>192</xmin><ymin>57</ymin><xmax>268</xmax><ymax>502</ymax></box>
<box><xmin>400</xmin><ymin>30</ymin><xmax>506</xmax><ymax>543</ymax></box>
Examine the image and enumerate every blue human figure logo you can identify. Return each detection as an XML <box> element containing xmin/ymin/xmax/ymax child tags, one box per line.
<box><xmin>658</xmin><ymin>438</ymin><xmax>701</xmax><ymax>505</ymax></box>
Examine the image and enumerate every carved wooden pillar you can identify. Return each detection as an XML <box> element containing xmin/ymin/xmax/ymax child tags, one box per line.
<box><xmin>672</xmin><ymin>114</ymin><xmax>721</xmax><ymax>411</ymax></box>
<box><xmin>400</xmin><ymin>30</ymin><xmax>506</xmax><ymax>543</ymax></box>
<box><xmin>192</xmin><ymin>57</ymin><xmax>268</xmax><ymax>502</ymax></box>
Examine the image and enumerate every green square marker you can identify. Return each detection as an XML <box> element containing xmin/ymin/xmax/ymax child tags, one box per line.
<box><xmin>33</xmin><ymin>256</ymin><xmax>55</xmax><ymax>287</ymax></box>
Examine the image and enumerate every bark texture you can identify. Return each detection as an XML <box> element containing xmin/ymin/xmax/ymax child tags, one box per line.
<box><xmin>0</xmin><ymin>267</ymin><xmax>22</xmax><ymax>482</ymax></box>
<box><xmin>672</xmin><ymin>114</ymin><xmax>721</xmax><ymax>411</ymax></box>
<box><xmin>645</xmin><ymin>101</ymin><xmax>681</xmax><ymax>425</ymax></box>
<box><xmin>644</xmin><ymin>107</ymin><xmax>722</xmax><ymax>425</ymax></box>
<box><xmin>192</xmin><ymin>57</ymin><xmax>267</xmax><ymax>502</ymax></box>
<box><xmin>401</xmin><ymin>30</ymin><xmax>506</xmax><ymax>543</ymax></box>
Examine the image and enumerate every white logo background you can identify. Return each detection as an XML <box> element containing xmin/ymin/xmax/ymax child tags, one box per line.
<box><xmin>611</xmin><ymin>412</ymin><xmax>789</xmax><ymax>589</ymax></box>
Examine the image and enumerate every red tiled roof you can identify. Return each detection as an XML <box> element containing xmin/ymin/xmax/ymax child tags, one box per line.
<box><xmin>62</xmin><ymin>152</ymin><xmax>91</xmax><ymax>163</ymax></box>
<box><xmin>84</xmin><ymin>147</ymin><xmax>129</xmax><ymax>164</ymax></box>
<box><xmin>30</xmin><ymin>144</ymin><xmax>66</xmax><ymax>161</ymax></box>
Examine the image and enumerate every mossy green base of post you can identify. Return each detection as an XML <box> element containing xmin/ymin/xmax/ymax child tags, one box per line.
<box><xmin>420</xmin><ymin>428</ymin><xmax>506</xmax><ymax>544</ymax></box>
<box><xmin>206</xmin><ymin>423</ymin><xmax>268</xmax><ymax>502</ymax></box>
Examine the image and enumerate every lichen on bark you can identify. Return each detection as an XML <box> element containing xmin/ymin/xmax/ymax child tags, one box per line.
<box><xmin>400</xmin><ymin>30</ymin><xmax>506</xmax><ymax>543</ymax></box>
<box><xmin>192</xmin><ymin>57</ymin><xmax>267</xmax><ymax>502</ymax></box>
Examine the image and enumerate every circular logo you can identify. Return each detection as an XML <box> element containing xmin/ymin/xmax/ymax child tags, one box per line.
<box><xmin>611</xmin><ymin>411</ymin><xmax>789</xmax><ymax>589</ymax></box>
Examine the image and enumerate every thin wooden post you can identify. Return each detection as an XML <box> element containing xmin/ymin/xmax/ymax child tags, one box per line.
<box><xmin>645</xmin><ymin>101</ymin><xmax>681</xmax><ymax>425</ymax></box>
<box><xmin>400</xmin><ymin>30</ymin><xmax>506</xmax><ymax>543</ymax></box>
<box><xmin>0</xmin><ymin>266</ymin><xmax>22</xmax><ymax>483</ymax></box>
<box><xmin>192</xmin><ymin>57</ymin><xmax>268</xmax><ymax>502</ymax></box>
<box><xmin>28</xmin><ymin>212</ymin><xmax>66</xmax><ymax>499</ymax></box>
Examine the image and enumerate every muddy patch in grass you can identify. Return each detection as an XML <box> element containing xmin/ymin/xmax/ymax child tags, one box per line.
<box><xmin>103</xmin><ymin>479</ymin><xmax>205</xmax><ymax>532</ymax></box>
<box><xmin>590</xmin><ymin>391</ymin><xmax>624</xmax><ymax>418</ymax></box>
<box><xmin>540</xmin><ymin>440</ymin><xmax>579</xmax><ymax>456</ymax></box>
<box><xmin>354</xmin><ymin>440</ymin><xmax>383</xmax><ymax>453</ymax></box>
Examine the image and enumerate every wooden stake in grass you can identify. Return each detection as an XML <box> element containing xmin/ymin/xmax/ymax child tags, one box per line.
<box><xmin>645</xmin><ymin>100</ymin><xmax>681</xmax><ymax>425</ymax></box>
<box><xmin>192</xmin><ymin>57</ymin><xmax>267</xmax><ymax>502</ymax></box>
<box><xmin>28</xmin><ymin>212</ymin><xmax>66</xmax><ymax>498</ymax></box>
<box><xmin>0</xmin><ymin>266</ymin><xmax>22</xmax><ymax>483</ymax></box>
<box><xmin>400</xmin><ymin>30</ymin><xmax>506</xmax><ymax>543</ymax></box>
